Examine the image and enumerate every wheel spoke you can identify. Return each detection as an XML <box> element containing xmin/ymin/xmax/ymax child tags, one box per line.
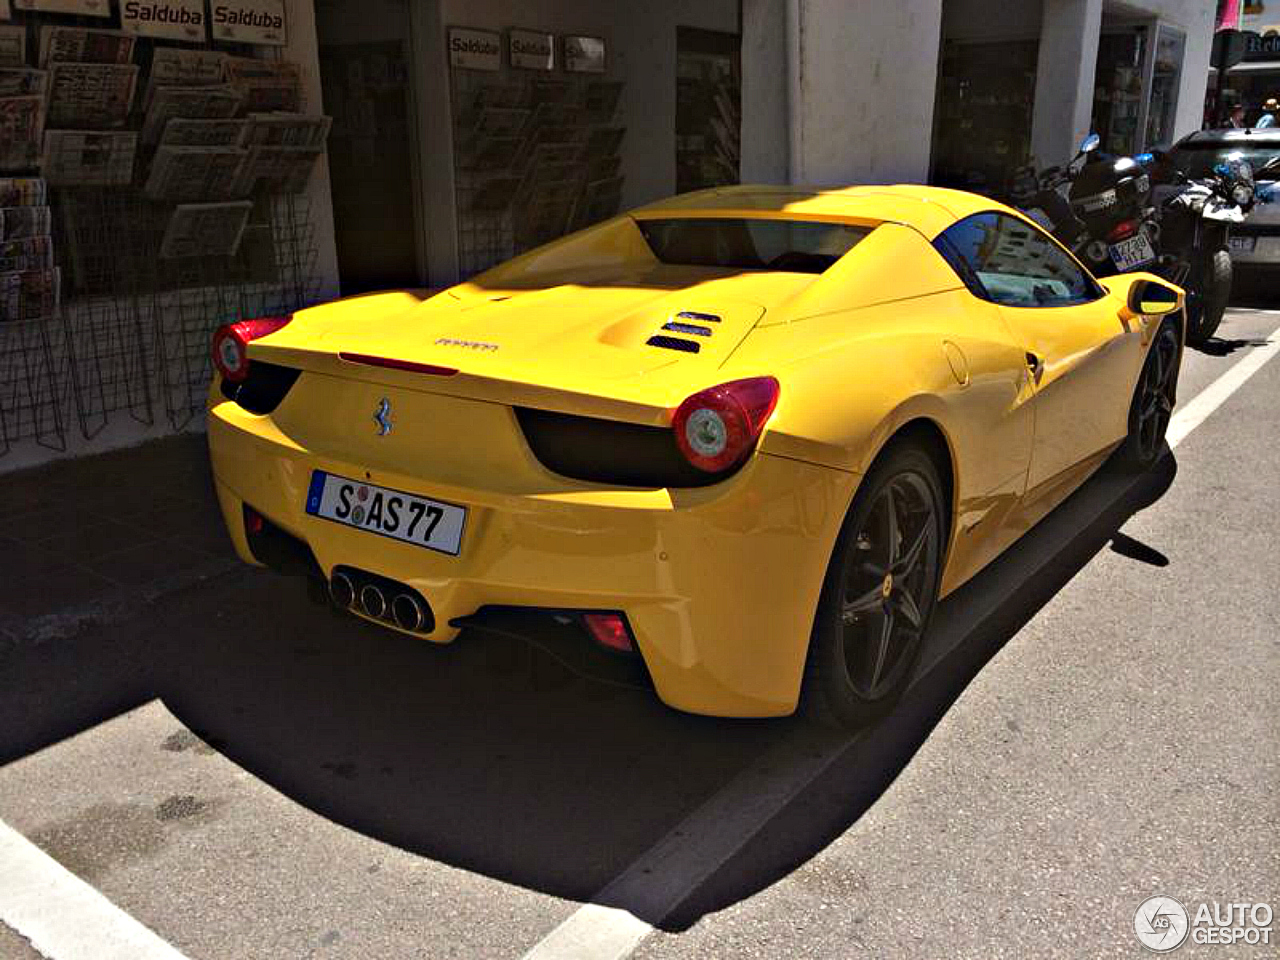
<box><xmin>867</xmin><ymin>610</ymin><xmax>894</xmax><ymax>692</ymax></box>
<box><xmin>892</xmin><ymin>521</ymin><xmax>930</xmax><ymax>578</ymax></box>
<box><xmin>882</xmin><ymin>483</ymin><xmax>901</xmax><ymax>565</ymax></box>
<box><xmin>894</xmin><ymin>588</ymin><xmax>924</xmax><ymax>631</ymax></box>
<box><xmin>842</xmin><ymin>585</ymin><xmax>883</xmax><ymax>622</ymax></box>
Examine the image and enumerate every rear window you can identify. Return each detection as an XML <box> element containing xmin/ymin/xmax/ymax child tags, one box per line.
<box><xmin>636</xmin><ymin>218</ymin><xmax>872</xmax><ymax>274</ymax></box>
<box><xmin>1171</xmin><ymin>143</ymin><xmax>1280</xmax><ymax>179</ymax></box>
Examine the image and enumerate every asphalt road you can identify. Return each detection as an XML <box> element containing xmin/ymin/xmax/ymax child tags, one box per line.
<box><xmin>1</xmin><ymin>303</ymin><xmax>1278</xmax><ymax>959</ymax></box>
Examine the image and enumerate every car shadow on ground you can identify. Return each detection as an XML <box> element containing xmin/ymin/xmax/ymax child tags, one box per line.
<box><xmin>0</xmin><ymin>451</ymin><xmax>1176</xmax><ymax>932</ymax></box>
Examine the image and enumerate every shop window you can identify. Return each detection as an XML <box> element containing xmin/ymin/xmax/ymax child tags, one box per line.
<box><xmin>0</xmin><ymin>4</ymin><xmax>327</xmax><ymax>455</ymax></box>
<box><xmin>1146</xmin><ymin>27</ymin><xmax>1185</xmax><ymax>148</ymax></box>
<box><xmin>929</xmin><ymin>40</ymin><xmax>1038</xmax><ymax>196</ymax></box>
<box><xmin>1092</xmin><ymin>29</ymin><xmax>1148</xmax><ymax>156</ymax></box>
<box><xmin>447</xmin><ymin>49</ymin><xmax>626</xmax><ymax>278</ymax></box>
<box><xmin>674</xmin><ymin>27</ymin><xmax>740</xmax><ymax>194</ymax></box>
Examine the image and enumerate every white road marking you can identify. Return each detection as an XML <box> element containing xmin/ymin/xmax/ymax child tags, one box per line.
<box><xmin>1167</xmin><ymin>327</ymin><xmax>1280</xmax><ymax>449</ymax></box>
<box><xmin>0</xmin><ymin>819</ymin><xmax>189</xmax><ymax>960</ymax></box>
<box><xmin>522</xmin><ymin>323</ymin><xmax>1280</xmax><ymax>960</ymax></box>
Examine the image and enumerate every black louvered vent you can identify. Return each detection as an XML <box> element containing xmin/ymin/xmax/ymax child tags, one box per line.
<box><xmin>674</xmin><ymin>310</ymin><xmax>720</xmax><ymax>323</ymax></box>
<box><xmin>662</xmin><ymin>321</ymin><xmax>713</xmax><ymax>337</ymax></box>
<box><xmin>646</xmin><ymin>335</ymin><xmax>700</xmax><ymax>353</ymax></box>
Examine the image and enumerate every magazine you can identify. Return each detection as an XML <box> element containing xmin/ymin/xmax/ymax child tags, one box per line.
<box><xmin>39</xmin><ymin>27</ymin><xmax>135</xmax><ymax>66</ymax></box>
<box><xmin>0</xmin><ymin>267</ymin><xmax>60</xmax><ymax>322</ymax></box>
<box><xmin>144</xmin><ymin>144</ymin><xmax>246</xmax><ymax>200</ymax></box>
<box><xmin>0</xmin><ymin>96</ymin><xmax>45</xmax><ymax>171</ymax></box>
<box><xmin>0</xmin><ymin>70</ymin><xmax>49</xmax><ymax>97</ymax></box>
<box><xmin>0</xmin><ymin>235</ymin><xmax>54</xmax><ymax>273</ymax></box>
<box><xmin>47</xmin><ymin>63</ymin><xmax>138</xmax><ymax>128</ymax></box>
<box><xmin>223</xmin><ymin>56</ymin><xmax>301</xmax><ymax>112</ymax></box>
<box><xmin>0</xmin><ymin>205</ymin><xmax>51</xmax><ymax>239</ymax></box>
<box><xmin>0</xmin><ymin>178</ymin><xmax>48</xmax><ymax>206</ymax></box>
<box><xmin>144</xmin><ymin>49</ymin><xmax>225</xmax><ymax>108</ymax></box>
<box><xmin>230</xmin><ymin>143</ymin><xmax>319</xmax><ymax>195</ymax></box>
<box><xmin>141</xmin><ymin>84</ymin><xmax>241</xmax><ymax>143</ymax></box>
<box><xmin>160</xmin><ymin>117</ymin><xmax>248</xmax><ymax>147</ymax></box>
<box><xmin>0</xmin><ymin>27</ymin><xmax>25</xmax><ymax>69</ymax></box>
<box><xmin>159</xmin><ymin>200</ymin><xmax>252</xmax><ymax>257</ymax></box>
<box><xmin>242</xmin><ymin>112</ymin><xmax>330</xmax><ymax>148</ymax></box>
<box><xmin>42</xmin><ymin>130</ymin><xmax>137</xmax><ymax>185</ymax></box>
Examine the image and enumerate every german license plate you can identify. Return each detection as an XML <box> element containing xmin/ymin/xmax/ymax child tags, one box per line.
<box><xmin>1229</xmin><ymin>235</ymin><xmax>1256</xmax><ymax>253</ymax></box>
<box><xmin>305</xmin><ymin>470</ymin><xmax>465</xmax><ymax>556</ymax></box>
<box><xmin>1109</xmin><ymin>234</ymin><xmax>1156</xmax><ymax>270</ymax></box>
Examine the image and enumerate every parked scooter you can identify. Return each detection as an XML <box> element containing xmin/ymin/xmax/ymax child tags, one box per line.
<box><xmin>1010</xmin><ymin>134</ymin><xmax>1268</xmax><ymax>345</ymax></box>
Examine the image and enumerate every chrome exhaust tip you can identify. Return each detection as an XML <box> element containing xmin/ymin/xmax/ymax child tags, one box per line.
<box><xmin>329</xmin><ymin>572</ymin><xmax>355</xmax><ymax>608</ymax></box>
<box><xmin>359</xmin><ymin>584</ymin><xmax>387</xmax><ymax>619</ymax></box>
<box><xmin>391</xmin><ymin>593</ymin><xmax>425</xmax><ymax>632</ymax></box>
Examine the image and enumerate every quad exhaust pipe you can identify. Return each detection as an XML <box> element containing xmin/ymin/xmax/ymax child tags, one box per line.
<box><xmin>327</xmin><ymin>567</ymin><xmax>433</xmax><ymax>634</ymax></box>
<box><xmin>391</xmin><ymin>594</ymin><xmax>425</xmax><ymax>632</ymax></box>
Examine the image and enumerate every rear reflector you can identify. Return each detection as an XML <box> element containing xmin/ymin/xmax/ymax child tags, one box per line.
<box><xmin>582</xmin><ymin>612</ymin><xmax>634</xmax><ymax>653</ymax></box>
<box><xmin>339</xmin><ymin>352</ymin><xmax>458</xmax><ymax>377</ymax></box>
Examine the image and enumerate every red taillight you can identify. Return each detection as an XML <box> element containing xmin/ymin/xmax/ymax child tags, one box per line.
<box><xmin>672</xmin><ymin>377</ymin><xmax>780</xmax><ymax>473</ymax></box>
<box><xmin>583</xmin><ymin>612</ymin><xmax>634</xmax><ymax>653</ymax></box>
<box><xmin>244</xmin><ymin>506</ymin><xmax>265</xmax><ymax>535</ymax></box>
<box><xmin>1106</xmin><ymin>220</ymin><xmax>1139</xmax><ymax>243</ymax></box>
<box><xmin>211</xmin><ymin>315</ymin><xmax>292</xmax><ymax>383</ymax></box>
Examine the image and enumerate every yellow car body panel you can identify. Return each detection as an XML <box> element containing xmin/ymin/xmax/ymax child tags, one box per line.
<box><xmin>207</xmin><ymin>184</ymin><xmax>1181</xmax><ymax>717</ymax></box>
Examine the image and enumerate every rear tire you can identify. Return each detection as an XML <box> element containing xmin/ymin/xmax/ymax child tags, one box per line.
<box><xmin>1185</xmin><ymin>249</ymin><xmax>1231</xmax><ymax>345</ymax></box>
<box><xmin>1116</xmin><ymin>318</ymin><xmax>1180</xmax><ymax>472</ymax></box>
<box><xmin>801</xmin><ymin>443</ymin><xmax>946</xmax><ymax>729</ymax></box>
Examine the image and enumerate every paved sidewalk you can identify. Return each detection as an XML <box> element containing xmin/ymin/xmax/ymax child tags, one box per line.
<box><xmin>0</xmin><ymin>434</ymin><xmax>234</xmax><ymax>646</ymax></box>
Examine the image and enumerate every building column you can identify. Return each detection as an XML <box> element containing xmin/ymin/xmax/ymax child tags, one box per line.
<box><xmin>1030</xmin><ymin>0</ymin><xmax>1104</xmax><ymax>168</ymax></box>
<box><xmin>743</xmin><ymin>0</ymin><xmax>943</xmax><ymax>186</ymax></box>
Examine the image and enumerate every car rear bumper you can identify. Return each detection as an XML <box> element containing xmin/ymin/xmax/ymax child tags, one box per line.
<box><xmin>207</xmin><ymin>388</ymin><xmax>858</xmax><ymax>717</ymax></box>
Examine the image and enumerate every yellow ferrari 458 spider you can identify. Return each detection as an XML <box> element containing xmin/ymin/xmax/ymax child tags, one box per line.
<box><xmin>207</xmin><ymin>184</ymin><xmax>1183</xmax><ymax>726</ymax></box>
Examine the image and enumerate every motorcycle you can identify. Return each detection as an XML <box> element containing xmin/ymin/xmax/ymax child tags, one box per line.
<box><xmin>1010</xmin><ymin>134</ymin><xmax>1267</xmax><ymax>345</ymax></box>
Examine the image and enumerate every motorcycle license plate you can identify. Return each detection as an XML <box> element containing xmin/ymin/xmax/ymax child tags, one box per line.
<box><xmin>1109</xmin><ymin>234</ymin><xmax>1156</xmax><ymax>270</ymax></box>
<box><xmin>1229</xmin><ymin>235</ymin><xmax>1256</xmax><ymax>253</ymax></box>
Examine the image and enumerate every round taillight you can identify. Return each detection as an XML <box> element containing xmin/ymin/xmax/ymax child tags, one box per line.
<box><xmin>211</xmin><ymin>316</ymin><xmax>292</xmax><ymax>383</ymax></box>
<box><xmin>672</xmin><ymin>377</ymin><xmax>780</xmax><ymax>473</ymax></box>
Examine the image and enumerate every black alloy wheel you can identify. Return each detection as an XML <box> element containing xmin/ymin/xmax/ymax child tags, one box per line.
<box><xmin>1120</xmin><ymin>318</ymin><xmax>1180</xmax><ymax>471</ymax></box>
<box><xmin>803</xmin><ymin>444</ymin><xmax>946</xmax><ymax>728</ymax></box>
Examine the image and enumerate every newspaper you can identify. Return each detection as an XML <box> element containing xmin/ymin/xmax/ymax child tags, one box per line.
<box><xmin>42</xmin><ymin>130</ymin><xmax>137</xmax><ymax>185</ymax></box>
<box><xmin>141</xmin><ymin>84</ymin><xmax>241</xmax><ymax>143</ymax></box>
<box><xmin>159</xmin><ymin>200</ymin><xmax>252</xmax><ymax>257</ymax></box>
<box><xmin>231</xmin><ymin>143</ymin><xmax>319</xmax><ymax>195</ymax></box>
<box><xmin>160</xmin><ymin>117</ymin><xmax>247</xmax><ymax>147</ymax></box>
<box><xmin>47</xmin><ymin>63</ymin><xmax>138</xmax><ymax>129</ymax></box>
<box><xmin>15</xmin><ymin>0</ymin><xmax>109</xmax><ymax>16</ymax></box>
<box><xmin>0</xmin><ymin>69</ymin><xmax>49</xmax><ymax>97</ymax></box>
<box><xmin>144</xmin><ymin>49</ymin><xmax>225</xmax><ymax>108</ymax></box>
<box><xmin>0</xmin><ymin>267</ymin><xmax>60</xmax><ymax>322</ymax></box>
<box><xmin>223</xmin><ymin>56</ymin><xmax>300</xmax><ymax>112</ymax></box>
<box><xmin>0</xmin><ymin>205</ymin><xmax>51</xmax><ymax>239</ymax></box>
<box><xmin>144</xmin><ymin>144</ymin><xmax>246</xmax><ymax>200</ymax></box>
<box><xmin>0</xmin><ymin>178</ymin><xmax>47</xmax><ymax>206</ymax></box>
<box><xmin>40</xmin><ymin>27</ymin><xmax>135</xmax><ymax>66</ymax></box>
<box><xmin>0</xmin><ymin>235</ymin><xmax>54</xmax><ymax>273</ymax></box>
<box><xmin>0</xmin><ymin>96</ymin><xmax>45</xmax><ymax>171</ymax></box>
<box><xmin>0</xmin><ymin>27</ymin><xmax>25</xmax><ymax>68</ymax></box>
<box><xmin>242</xmin><ymin>112</ymin><xmax>330</xmax><ymax>148</ymax></box>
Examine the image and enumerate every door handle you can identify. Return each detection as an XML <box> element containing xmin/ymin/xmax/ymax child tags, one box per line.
<box><xmin>1025</xmin><ymin>351</ymin><xmax>1044</xmax><ymax>383</ymax></box>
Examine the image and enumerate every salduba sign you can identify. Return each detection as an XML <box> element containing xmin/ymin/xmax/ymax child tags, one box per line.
<box><xmin>210</xmin><ymin>0</ymin><xmax>286</xmax><ymax>46</ymax></box>
<box><xmin>449</xmin><ymin>27</ymin><xmax>501</xmax><ymax>70</ymax></box>
<box><xmin>120</xmin><ymin>0</ymin><xmax>206</xmax><ymax>41</ymax></box>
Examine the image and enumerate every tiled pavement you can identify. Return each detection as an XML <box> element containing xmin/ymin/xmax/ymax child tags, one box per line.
<box><xmin>0</xmin><ymin>434</ymin><xmax>235</xmax><ymax>645</ymax></box>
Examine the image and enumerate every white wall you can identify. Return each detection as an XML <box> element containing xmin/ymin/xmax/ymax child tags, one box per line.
<box><xmin>788</xmin><ymin>0</ymin><xmax>944</xmax><ymax>185</ymax></box>
<box><xmin>740</xmin><ymin>0</ymin><xmax>789</xmax><ymax>183</ymax></box>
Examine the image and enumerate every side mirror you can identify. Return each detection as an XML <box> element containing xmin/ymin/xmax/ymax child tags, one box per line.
<box><xmin>1127</xmin><ymin>277</ymin><xmax>1183</xmax><ymax>317</ymax></box>
<box><xmin>1080</xmin><ymin>132</ymin><xmax>1101</xmax><ymax>154</ymax></box>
